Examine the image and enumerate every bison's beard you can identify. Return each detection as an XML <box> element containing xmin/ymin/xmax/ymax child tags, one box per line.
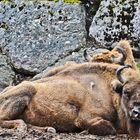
<box><xmin>121</xmin><ymin>102</ymin><xmax>140</xmax><ymax>136</ymax></box>
<box><xmin>122</xmin><ymin>101</ymin><xmax>140</xmax><ymax>122</ymax></box>
<box><xmin>127</xmin><ymin>118</ymin><xmax>140</xmax><ymax>137</ymax></box>
<box><xmin>125</xmin><ymin>110</ymin><xmax>140</xmax><ymax>138</ymax></box>
<box><xmin>128</xmin><ymin>118</ymin><xmax>140</xmax><ymax>124</ymax></box>
<box><xmin>127</xmin><ymin>112</ymin><xmax>140</xmax><ymax>136</ymax></box>
<box><xmin>126</xmin><ymin>113</ymin><xmax>139</xmax><ymax>124</ymax></box>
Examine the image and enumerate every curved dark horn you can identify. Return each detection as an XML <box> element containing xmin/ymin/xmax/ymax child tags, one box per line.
<box><xmin>83</xmin><ymin>49</ymin><xmax>93</xmax><ymax>62</ymax></box>
<box><xmin>115</xmin><ymin>46</ymin><xmax>127</xmax><ymax>65</ymax></box>
<box><xmin>116</xmin><ymin>64</ymin><xmax>132</xmax><ymax>83</ymax></box>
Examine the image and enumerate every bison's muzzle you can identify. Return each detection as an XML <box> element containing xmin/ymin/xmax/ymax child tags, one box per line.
<box><xmin>129</xmin><ymin>106</ymin><xmax>140</xmax><ymax>121</ymax></box>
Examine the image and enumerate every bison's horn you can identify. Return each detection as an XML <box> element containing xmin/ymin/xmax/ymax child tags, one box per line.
<box><xmin>116</xmin><ymin>64</ymin><xmax>132</xmax><ymax>83</ymax></box>
<box><xmin>114</xmin><ymin>46</ymin><xmax>127</xmax><ymax>65</ymax></box>
<box><xmin>83</xmin><ymin>49</ymin><xmax>93</xmax><ymax>62</ymax></box>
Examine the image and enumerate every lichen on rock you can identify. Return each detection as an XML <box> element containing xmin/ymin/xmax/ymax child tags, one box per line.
<box><xmin>89</xmin><ymin>0</ymin><xmax>140</xmax><ymax>56</ymax></box>
<box><xmin>0</xmin><ymin>0</ymin><xmax>86</xmax><ymax>74</ymax></box>
<box><xmin>0</xmin><ymin>54</ymin><xmax>15</xmax><ymax>91</ymax></box>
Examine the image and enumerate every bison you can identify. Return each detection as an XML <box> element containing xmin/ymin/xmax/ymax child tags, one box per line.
<box><xmin>0</xmin><ymin>61</ymin><xmax>140</xmax><ymax>137</ymax></box>
<box><xmin>84</xmin><ymin>40</ymin><xmax>137</xmax><ymax>70</ymax></box>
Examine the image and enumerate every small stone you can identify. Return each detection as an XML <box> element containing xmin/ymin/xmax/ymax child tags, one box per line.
<box><xmin>89</xmin><ymin>0</ymin><xmax>140</xmax><ymax>54</ymax></box>
<box><xmin>47</xmin><ymin>127</ymin><xmax>56</xmax><ymax>133</ymax></box>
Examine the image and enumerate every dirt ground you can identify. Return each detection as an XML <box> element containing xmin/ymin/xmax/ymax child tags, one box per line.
<box><xmin>0</xmin><ymin>127</ymin><xmax>136</xmax><ymax>140</ymax></box>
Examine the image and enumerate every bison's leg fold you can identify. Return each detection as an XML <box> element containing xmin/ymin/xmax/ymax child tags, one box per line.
<box><xmin>88</xmin><ymin>117</ymin><xmax>116</xmax><ymax>135</ymax></box>
<box><xmin>0</xmin><ymin>82</ymin><xmax>36</xmax><ymax>120</ymax></box>
<box><xmin>28</xmin><ymin>124</ymin><xmax>56</xmax><ymax>133</ymax></box>
<box><xmin>0</xmin><ymin>119</ymin><xmax>27</xmax><ymax>133</ymax></box>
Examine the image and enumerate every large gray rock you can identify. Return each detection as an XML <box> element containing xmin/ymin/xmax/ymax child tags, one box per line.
<box><xmin>0</xmin><ymin>54</ymin><xmax>15</xmax><ymax>91</ymax></box>
<box><xmin>0</xmin><ymin>0</ymin><xmax>86</xmax><ymax>74</ymax></box>
<box><xmin>89</xmin><ymin>0</ymin><xmax>140</xmax><ymax>56</ymax></box>
<box><xmin>32</xmin><ymin>46</ymin><xmax>109</xmax><ymax>80</ymax></box>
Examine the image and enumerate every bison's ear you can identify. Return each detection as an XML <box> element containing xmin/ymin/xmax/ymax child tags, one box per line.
<box><xmin>111</xmin><ymin>80</ymin><xmax>123</xmax><ymax>95</ymax></box>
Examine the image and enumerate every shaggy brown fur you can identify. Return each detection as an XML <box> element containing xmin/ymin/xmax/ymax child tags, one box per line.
<box><xmin>0</xmin><ymin>62</ymin><xmax>140</xmax><ymax>137</ymax></box>
<box><xmin>85</xmin><ymin>40</ymin><xmax>137</xmax><ymax>70</ymax></box>
<box><xmin>42</xmin><ymin>61</ymin><xmax>77</xmax><ymax>78</ymax></box>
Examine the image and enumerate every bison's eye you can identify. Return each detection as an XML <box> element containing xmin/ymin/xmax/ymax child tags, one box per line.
<box><xmin>123</xmin><ymin>90</ymin><xmax>131</xmax><ymax>99</ymax></box>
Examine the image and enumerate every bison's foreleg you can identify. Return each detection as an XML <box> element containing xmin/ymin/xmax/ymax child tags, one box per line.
<box><xmin>0</xmin><ymin>119</ymin><xmax>27</xmax><ymax>132</ymax></box>
<box><xmin>0</xmin><ymin>120</ymin><xmax>56</xmax><ymax>134</ymax></box>
<box><xmin>88</xmin><ymin>117</ymin><xmax>116</xmax><ymax>135</ymax></box>
<box><xmin>0</xmin><ymin>82</ymin><xmax>36</xmax><ymax>120</ymax></box>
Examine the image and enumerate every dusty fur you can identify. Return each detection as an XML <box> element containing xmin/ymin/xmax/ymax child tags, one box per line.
<box><xmin>0</xmin><ymin>63</ymin><xmax>140</xmax><ymax>136</ymax></box>
<box><xmin>0</xmin><ymin>62</ymin><xmax>120</xmax><ymax>135</ymax></box>
<box><xmin>89</xmin><ymin>40</ymin><xmax>137</xmax><ymax>70</ymax></box>
<box><xmin>42</xmin><ymin>61</ymin><xmax>77</xmax><ymax>78</ymax></box>
<box><xmin>0</xmin><ymin>42</ymin><xmax>140</xmax><ymax>137</ymax></box>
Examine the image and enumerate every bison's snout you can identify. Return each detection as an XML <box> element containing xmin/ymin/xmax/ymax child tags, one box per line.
<box><xmin>129</xmin><ymin>107</ymin><xmax>140</xmax><ymax>121</ymax></box>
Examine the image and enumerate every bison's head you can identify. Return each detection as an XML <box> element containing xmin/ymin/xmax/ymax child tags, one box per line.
<box><xmin>84</xmin><ymin>46</ymin><xmax>127</xmax><ymax>65</ymax></box>
<box><xmin>112</xmin><ymin>65</ymin><xmax>140</xmax><ymax>123</ymax></box>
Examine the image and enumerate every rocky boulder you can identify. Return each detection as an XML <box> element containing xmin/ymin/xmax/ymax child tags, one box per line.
<box><xmin>0</xmin><ymin>54</ymin><xmax>15</xmax><ymax>91</ymax></box>
<box><xmin>89</xmin><ymin>0</ymin><xmax>140</xmax><ymax>57</ymax></box>
<box><xmin>0</xmin><ymin>0</ymin><xmax>86</xmax><ymax>75</ymax></box>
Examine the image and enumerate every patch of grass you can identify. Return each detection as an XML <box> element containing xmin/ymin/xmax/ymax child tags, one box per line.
<box><xmin>0</xmin><ymin>0</ymin><xmax>10</xmax><ymax>4</ymax></box>
<box><xmin>137</xmin><ymin>63</ymin><xmax>140</xmax><ymax>70</ymax></box>
<box><xmin>54</xmin><ymin>0</ymin><xmax>59</xmax><ymax>2</ymax></box>
<box><xmin>48</xmin><ymin>10</ymin><xmax>54</xmax><ymax>16</ymax></box>
<box><xmin>64</xmin><ymin>0</ymin><xmax>81</xmax><ymax>3</ymax></box>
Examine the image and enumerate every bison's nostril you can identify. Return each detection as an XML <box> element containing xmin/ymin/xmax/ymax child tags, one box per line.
<box><xmin>133</xmin><ymin>110</ymin><xmax>140</xmax><ymax>117</ymax></box>
<box><xmin>132</xmin><ymin>109</ymin><xmax>140</xmax><ymax>118</ymax></box>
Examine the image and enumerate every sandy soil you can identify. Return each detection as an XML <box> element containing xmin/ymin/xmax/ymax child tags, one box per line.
<box><xmin>0</xmin><ymin>127</ymin><xmax>136</xmax><ymax>140</ymax></box>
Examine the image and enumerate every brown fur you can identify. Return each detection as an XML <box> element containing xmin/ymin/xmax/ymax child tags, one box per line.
<box><xmin>88</xmin><ymin>40</ymin><xmax>137</xmax><ymax>70</ymax></box>
<box><xmin>42</xmin><ymin>61</ymin><xmax>77</xmax><ymax>78</ymax></box>
<box><xmin>0</xmin><ymin>62</ymin><xmax>140</xmax><ymax>137</ymax></box>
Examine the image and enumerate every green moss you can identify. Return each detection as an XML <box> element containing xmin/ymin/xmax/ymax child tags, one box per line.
<box><xmin>64</xmin><ymin>0</ymin><xmax>81</xmax><ymax>3</ymax></box>
<box><xmin>1</xmin><ymin>0</ymin><xmax>10</xmax><ymax>4</ymax></box>
<box><xmin>137</xmin><ymin>63</ymin><xmax>140</xmax><ymax>70</ymax></box>
<box><xmin>0</xmin><ymin>22</ymin><xmax>9</xmax><ymax>30</ymax></box>
<box><xmin>48</xmin><ymin>10</ymin><xmax>54</xmax><ymax>16</ymax></box>
<box><xmin>54</xmin><ymin>0</ymin><xmax>59</xmax><ymax>2</ymax></box>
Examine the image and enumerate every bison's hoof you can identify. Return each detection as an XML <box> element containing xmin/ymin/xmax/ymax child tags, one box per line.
<box><xmin>46</xmin><ymin>127</ymin><xmax>56</xmax><ymax>133</ymax></box>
